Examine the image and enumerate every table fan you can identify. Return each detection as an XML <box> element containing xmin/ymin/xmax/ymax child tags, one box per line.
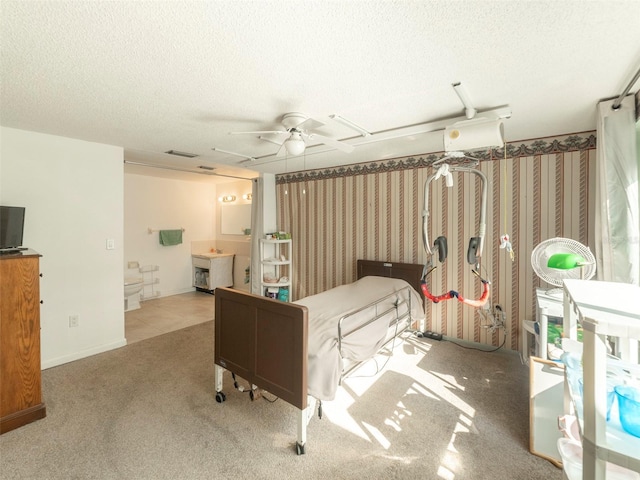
<box><xmin>531</xmin><ymin>237</ymin><xmax>597</xmax><ymax>296</ymax></box>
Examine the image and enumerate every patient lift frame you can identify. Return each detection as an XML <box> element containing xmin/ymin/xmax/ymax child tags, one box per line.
<box><xmin>421</xmin><ymin>162</ymin><xmax>491</xmax><ymax>307</ymax></box>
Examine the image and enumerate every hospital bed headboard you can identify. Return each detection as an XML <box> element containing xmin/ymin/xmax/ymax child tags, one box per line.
<box><xmin>356</xmin><ymin>260</ymin><xmax>424</xmax><ymax>296</ymax></box>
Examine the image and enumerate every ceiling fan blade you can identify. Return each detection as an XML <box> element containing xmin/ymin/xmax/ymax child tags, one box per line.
<box><xmin>276</xmin><ymin>142</ymin><xmax>289</xmax><ymax>157</ymax></box>
<box><xmin>258</xmin><ymin>135</ymin><xmax>285</xmax><ymax>146</ymax></box>
<box><xmin>229</xmin><ymin>130</ymin><xmax>288</xmax><ymax>135</ymax></box>
<box><xmin>295</xmin><ymin>117</ymin><xmax>324</xmax><ymax>131</ymax></box>
<box><xmin>307</xmin><ymin>133</ymin><xmax>355</xmax><ymax>153</ymax></box>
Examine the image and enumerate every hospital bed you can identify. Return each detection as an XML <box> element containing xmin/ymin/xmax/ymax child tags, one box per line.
<box><xmin>213</xmin><ymin>260</ymin><xmax>426</xmax><ymax>455</ymax></box>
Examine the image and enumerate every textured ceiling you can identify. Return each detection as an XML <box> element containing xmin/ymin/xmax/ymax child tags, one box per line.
<box><xmin>1</xmin><ymin>1</ymin><xmax>639</xmax><ymax>183</ymax></box>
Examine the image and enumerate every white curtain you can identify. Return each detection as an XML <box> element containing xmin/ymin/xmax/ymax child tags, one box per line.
<box><xmin>250</xmin><ymin>177</ymin><xmax>264</xmax><ymax>295</ymax></box>
<box><xmin>249</xmin><ymin>174</ymin><xmax>277</xmax><ymax>295</ymax></box>
<box><xmin>594</xmin><ymin>95</ymin><xmax>639</xmax><ymax>285</ymax></box>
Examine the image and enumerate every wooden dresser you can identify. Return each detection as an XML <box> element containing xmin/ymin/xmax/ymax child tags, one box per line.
<box><xmin>0</xmin><ymin>249</ymin><xmax>46</xmax><ymax>434</ymax></box>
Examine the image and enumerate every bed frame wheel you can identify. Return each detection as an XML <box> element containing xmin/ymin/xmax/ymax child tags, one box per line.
<box><xmin>295</xmin><ymin>442</ymin><xmax>306</xmax><ymax>455</ymax></box>
<box><xmin>215</xmin><ymin>391</ymin><xmax>226</xmax><ymax>403</ymax></box>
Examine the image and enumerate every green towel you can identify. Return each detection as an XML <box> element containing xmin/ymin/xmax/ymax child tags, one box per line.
<box><xmin>159</xmin><ymin>229</ymin><xmax>183</xmax><ymax>246</ymax></box>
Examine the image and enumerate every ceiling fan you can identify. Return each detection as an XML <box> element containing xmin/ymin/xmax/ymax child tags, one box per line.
<box><xmin>229</xmin><ymin>112</ymin><xmax>355</xmax><ymax>157</ymax></box>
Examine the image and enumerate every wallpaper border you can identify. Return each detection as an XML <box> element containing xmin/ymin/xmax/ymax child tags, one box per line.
<box><xmin>276</xmin><ymin>131</ymin><xmax>596</xmax><ymax>184</ymax></box>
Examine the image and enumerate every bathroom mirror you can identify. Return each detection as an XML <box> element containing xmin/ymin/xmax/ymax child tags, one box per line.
<box><xmin>221</xmin><ymin>204</ymin><xmax>251</xmax><ymax>235</ymax></box>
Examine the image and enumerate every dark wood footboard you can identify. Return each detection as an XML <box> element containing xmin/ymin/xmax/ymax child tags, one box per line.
<box><xmin>214</xmin><ymin>287</ymin><xmax>309</xmax><ymax>411</ymax></box>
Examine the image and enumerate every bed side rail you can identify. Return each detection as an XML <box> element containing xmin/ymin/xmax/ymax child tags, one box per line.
<box><xmin>337</xmin><ymin>285</ymin><xmax>414</xmax><ymax>360</ymax></box>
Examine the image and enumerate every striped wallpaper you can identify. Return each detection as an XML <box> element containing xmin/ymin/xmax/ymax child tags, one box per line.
<box><xmin>276</xmin><ymin>132</ymin><xmax>596</xmax><ymax>351</ymax></box>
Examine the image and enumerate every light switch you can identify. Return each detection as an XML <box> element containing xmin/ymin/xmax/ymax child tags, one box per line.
<box><xmin>106</xmin><ymin>239</ymin><xmax>115</xmax><ymax>250</ymax></box>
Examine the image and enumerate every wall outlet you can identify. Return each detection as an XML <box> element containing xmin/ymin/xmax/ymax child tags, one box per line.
<box><xmin>69</xmin><ymin>315</ymin><xmax>79</xmax><ymax>328</ymax></box>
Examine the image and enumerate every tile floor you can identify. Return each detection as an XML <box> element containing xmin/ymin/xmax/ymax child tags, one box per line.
<box><xmin>125</xmin><ymin>290</ymin><xmax>215</xmax><ymax>344</ymax></box>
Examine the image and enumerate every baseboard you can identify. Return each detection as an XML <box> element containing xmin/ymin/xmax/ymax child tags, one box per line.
<box><xmin>42</xmin><ymin>338</ymin><xmax>127</xmax><ymax>370</ymax></box>
<box><xmin>0</xmin><ymin>403</ymin><xmax>46</xmax><ymax>434</ymax></box>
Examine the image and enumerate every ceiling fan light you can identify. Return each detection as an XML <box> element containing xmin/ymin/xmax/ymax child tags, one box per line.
<box><xmin>284</xmin><ymin>136</ymin><xmax>305</xmax><ymax>156</ymax></box>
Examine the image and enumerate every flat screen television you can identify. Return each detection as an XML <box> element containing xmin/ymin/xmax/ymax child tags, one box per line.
<box><xmin>0</xmin><ymin>206</ymin><xmax>26</xmax><ymax>252</ymax></box>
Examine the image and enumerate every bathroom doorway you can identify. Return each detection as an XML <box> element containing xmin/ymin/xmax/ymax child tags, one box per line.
<box><xmin>124</xmin><ymin>291</ymin><xmax>214</xmax><ymax>343</ymax></box>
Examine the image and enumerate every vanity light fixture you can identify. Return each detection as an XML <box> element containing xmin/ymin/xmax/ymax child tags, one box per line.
<box><xmin>219</xmin><ymin>195</ymin><xmax>236</xmax><ymax>203</ymax></box>
<box><xmin>242</xmin><ymin>193</ymin><xmax>252</xmax><ymax>201</ymax></box>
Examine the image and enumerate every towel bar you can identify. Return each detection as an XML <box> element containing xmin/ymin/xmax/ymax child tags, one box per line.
<box><xmin>148</xmin><ymin>227</ymin><xmax>185</xmax><ymax>234</ymax></box>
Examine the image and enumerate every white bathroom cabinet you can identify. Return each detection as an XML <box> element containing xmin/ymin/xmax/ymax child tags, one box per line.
<box><xmin>562</xmin><ymin>279</ymin><xmax>640</xmax><ymax>480</ymax></box>
<box><xmin>192</xmin><ymin>253</ymin><xmax>234</xmax><ymax>293</ymax></box>
<box><xmin>259</xmin><ymin>238</ymin><xmax>292</xmax><ymax>300</ymax></box>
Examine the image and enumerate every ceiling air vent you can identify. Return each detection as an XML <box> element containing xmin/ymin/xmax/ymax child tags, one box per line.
<box><xmin>198</xmin><ymin>165</ymin><xmax>215</xmax><ymax>171</ymax></box>
<box><xmin>164</xmin><ymin>150</ymin><xmax>199</xmax><ymax>158</ymax></box>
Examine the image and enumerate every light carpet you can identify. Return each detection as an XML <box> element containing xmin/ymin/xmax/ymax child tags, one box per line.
<box><xmin>0</xmin><ymin>321</ymin><xmax>562</xmax><ymax>479</ymax></box>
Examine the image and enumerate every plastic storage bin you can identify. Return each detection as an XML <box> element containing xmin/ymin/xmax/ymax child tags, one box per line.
<box><xmin>579</xmin><ymin>377</ymin><xmax>616</xmax><ymax>421</ymax></box>
<box><xmin>557</xmin><ymin>438</ymin><xmax>640</xmax><ymax>480</ymax></box>
<box><xmin>616</xmin><ymin>386</ymin><xmax>640</xmax><ymax>438</ymax></box>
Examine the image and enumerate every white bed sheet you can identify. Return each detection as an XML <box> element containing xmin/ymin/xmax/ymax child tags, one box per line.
<box><xmin>294</xmin><ymin>276</ymin><xmax>425</xmax><ymax>401</ymax></box>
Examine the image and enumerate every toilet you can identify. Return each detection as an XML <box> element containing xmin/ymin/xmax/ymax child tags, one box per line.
<box><xmin>124</xmin><ymin>276</ymin><xmax>144</xmax><ymax>312</ymax></box>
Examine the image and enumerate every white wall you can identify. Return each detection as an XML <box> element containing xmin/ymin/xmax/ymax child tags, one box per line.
<box><xmin>123</xmin><ymin>173</ymin><xmax>218</xmax><ymax>296</ymax></box>
<box><xmin>1</xmin><ymin>127</ymin><xmax>126</xmax><ymax>369</ymax></box>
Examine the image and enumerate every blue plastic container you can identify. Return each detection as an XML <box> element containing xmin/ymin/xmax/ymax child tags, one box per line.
<box><xmin>579</xmin><ymin>377</ymin><xmax>616</xmax><ymax>421</ymax></box>
<box><xmin>615</xmin><ymin>385</ymin><xmax>640</xmax><ymax>438</ymax></box>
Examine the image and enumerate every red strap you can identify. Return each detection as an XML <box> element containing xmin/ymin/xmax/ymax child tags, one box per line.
<box><xmin>420</xmin><ymin>269</ymin><xmax>491</xmax><ymax>308</ymax></box>
<box><xmin>420</xmin><ymin>282</ymin><xmax>455</xmax><ymax>304</ymax></box>
<box><xmin>456</xmin><ymin>281</ymin><xmax>490</xmax><ymax>308</ymax></box>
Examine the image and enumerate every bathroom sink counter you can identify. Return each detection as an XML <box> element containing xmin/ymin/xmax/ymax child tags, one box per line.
<box><xmin>192</xmin><ymin>253</ymin><xmax>234</xmax><ymax>293</ymax></box>
<box><xmin>192</xmin><ymin>253</ymin><xmax>234</xmax><ymax>260</ymax></box>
